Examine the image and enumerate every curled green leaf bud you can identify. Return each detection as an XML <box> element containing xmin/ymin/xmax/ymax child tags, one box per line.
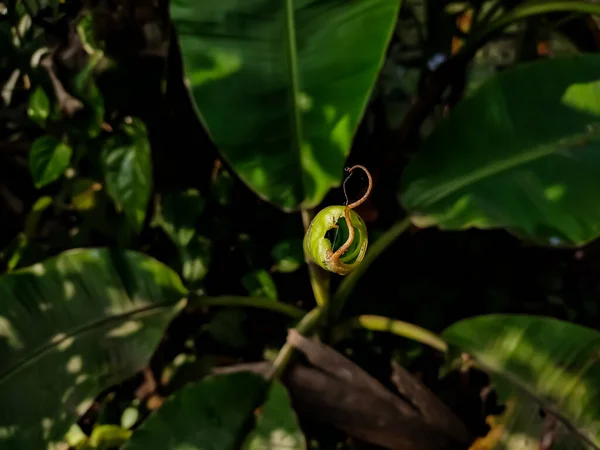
<box><xmin>303</xmin><ymin>165</ymin><xmax>372</xmax><ymax>275</ymax></box>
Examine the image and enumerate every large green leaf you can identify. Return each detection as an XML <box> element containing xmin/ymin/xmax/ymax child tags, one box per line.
<box><xmin>0</xmin><ymin>248</ymin><xmax>187</xmax><ymax>449</ymax></box>
<box><xmin>400</xmin><ymin>55</ymin><xmax>600</xmax><ymax>246</ymax></box>
<box><xmin>123</xmin><ymin>372</ymin><xmax>268</xmax><ymax>450</ymax></box>
<box><xmin>171</xmin><ymin>0</ymin><xmax>401</xmax><ymax>211</ymax></box>
<box><xmin>443</xmin><ymin>315</ymin><xmax>600</xmax><ymax>449</ymax></box>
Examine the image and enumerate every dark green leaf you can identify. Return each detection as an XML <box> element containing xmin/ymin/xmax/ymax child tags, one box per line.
<box><xmin>243</xmin><ymin>381</ymin><xmax>306</xmax><ymax>450</ymax></box>
<box><xmin>212</xmin><ymin>168</ymin><xmax>234</xmax><ymax>206</ymax></box>
<box><xmin>123</xmin><ymin>372</ymin><xmax>267</xmax><ymax>450</ymax></box>
<box><xmin>400</xmin><ymin>55</ymin><xmax>600</xmax><ymax>246</ymax></box>
<box><xmin>180</xmin><ymin>235</ymin><xmax>211</xmax><ymax>287</ymax></box>
<box><xmin>0</xmin><ymin>248</ymin><xmax>187</xmax><ymax>449</ymax></box>
<box><xmin>171</xmin><ymin>0</ymin><xmax>402</xmax><ymax>210</ymax></box>
<box><xmin>103</xmin><ymin>119</ymin><xmax>152</xmax><ymax>233</ymax></box>
<box><xmin>443</xmin><ymin>315</ymin><xmax>600</xmax><ymax>449</ymax></box>
<box><xmin>203</xmin><ymin>309</ymin><xmax>247</xmax><ymax>349</ymax></box>
<box><xmin>271</xmin><ymin>238</ymin><xmax>304</xmax><ymax>273</ymax></box>
<box><xmin>242</xmin><ymin>269</ymin><xmax>278</xmax><ymax>301</ymax></box>
<box><xmin>27</xmin><ymin>86</ymin><xmax>50</xmax><ymax>124</ymax></box>
<box><xmin>154</xmin><ymin>189</ymin><xmax>204</xmax><ymax>248</ymax></box>
<box><xmin>29</xmin><ymin>136</ymin><xmax>72</xmax><ymax>188</ymax></box>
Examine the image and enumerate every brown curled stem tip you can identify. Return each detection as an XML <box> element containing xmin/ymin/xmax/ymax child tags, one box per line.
<box><xmin>330</xmin><ymin>165</ymin><xmax>372</xmax><ymax>263</ymax></box>
<box><xmin>344</xmin><ymin>165</ymin><xmax>373</xmax><ymax>210</ymax></box>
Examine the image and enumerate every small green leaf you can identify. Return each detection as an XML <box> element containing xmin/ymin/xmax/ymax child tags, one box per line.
<box><xmin>123</xmin><ymin>373</ymin><xmax>267</xmax><ymax>450</ymax></box>
<box><xmin>27</xmin><ymin>86</ymin><xmax>50</xmax><ymax>124</ymax></box>
<box><xmin>154</xmin><ymin>189</ymin><xmax>204</xmax><ymax>247</ymax></box>
<box><xmin>29</xmin><ymin>135</ymin><xmax>72</xmax><ymax>188</ymax></box>
<box><xmin>242</xmin><ymin>269</ymin><xmax>278</xmax><ymax>300</ymax></box>
<box><xmin>243</xmin><ymin>381</ymin><xmax>306</xmax><ymax>450</ymax></box>
<box><xmin>443</xmin><ymin>315</ymin><xmax>600</xmax><ymax>449</ymax></box>
<box><xmin>180</xmin><ymin>235</ymin><xmax>211</xmax><ymax>287</ymax></box>
<box><xmin>71</xmin><ymin>179</ymin><xmax>102</xmax><ymax>211</ymax></box>
<box><xmin>271</xmin><ymin>238</ymin><xmax>304</xmax><ymax>273</ymax></box>
<box><xmin>71</xmin><ymin>40</ymin><xmax>105</xmax><ymax>138</ymax></box>
<box><xmin>103</xmin><ymin>119</ymin><xmax>152</xmax><ymax>233</ymax></box>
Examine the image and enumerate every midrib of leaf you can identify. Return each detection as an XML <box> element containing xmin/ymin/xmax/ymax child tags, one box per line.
<box><xmin>283</xmin><ymin>0</ymin><xmax>306</xmax><ymax>199</ymax></box>
<box><xmin>411</xmin><ymin>132</ymin><xmax>599</xmax><ymax>209</ymax></box>
<box><xmin>0</xmin><ymin>299</ymin><xmax>183</xmax><ymax>385</ymax></box>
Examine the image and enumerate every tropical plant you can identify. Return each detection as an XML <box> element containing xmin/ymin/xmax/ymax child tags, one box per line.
<box><xmin>4</xmin><ymin>0</ymin><xmax>600</xmax><ymax>449</ymax></box>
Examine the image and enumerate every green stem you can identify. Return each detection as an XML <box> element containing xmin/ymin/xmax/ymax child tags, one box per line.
<box><xmin>330</xmin><ymin>217</ymin><xmax>411</xmax><ymax>320</ymax></box>
<box><xmin>302</xmin><ymin>209</ymin><xmax>330</xmax><ymax>307</ymax></box>
<box><xmin>463</xmin><ymin>1</ymin><xmax>600</xmax><ymax>56</ymax></box>
<box><xmin>265</xmin><ymin>211</ymin><xmax>330</xmax><ymax>382</ymax></box>
<box><xmin>268</xmin><ymin>307</ymin><xmax>323</xmax><ymax>381</ymax></box>
<box><xmin>188</xmin><ymin>295</ymin><xmax>306</xmax><ymax>320</ymax></box>
<box><xmin>333</xmin><ymin>315</ymin><xmax>448</xmax><ymax>353</ymax></box>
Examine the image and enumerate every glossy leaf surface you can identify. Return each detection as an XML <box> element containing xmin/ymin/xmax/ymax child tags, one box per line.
<box><xmin>102</xmin><ymin>119</ymin><xmax>152</xmax><ymax>232</ymax></box>
<box><xmin>27</xmin><ymin>86</ymin><xmax>50</xmax><ymax>124</ymax></box>
<box><xmin>123</xmin><ymin>372</ymin><xmax>267</xmax><ymax>450</ymax></box>
<box><xmin>171</xmin><ymin>0</ymin><xmax>401</xmax><ymax>210</ymax></box>
<box><xmin>401</xmin><ymin>55</ymin><xmax>600</xmax><ymax>246</ymax></box>
<box><xmin>444</xmin><ymin>314</ymin><xmax>600</xmax><ymax>449</ymax></box>
<box><xmin>29</xmin><ymin>135</ymin><xmax>72</xmax><ymax>188</ymax></box>
<box><xmin>0</xmin><ymin>248</ymin><xmax>187</xmax><ymax>449</ymax></box>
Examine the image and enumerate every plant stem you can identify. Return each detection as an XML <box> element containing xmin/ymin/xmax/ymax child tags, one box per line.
<box><xmin>187</xmin><ymin>295</ymin><xmax>306</xmax><ymax>320</ymax></box>
<box><xmin>333</xmin><ymin>315</ymin><xmax>448</xmax><ymax>353</ymax></box>
<box><xmin>265</xmin><ymin>210</ymin><xmax>331</xmax><ymax>382</ymax></box>
<box><xmin>330</xmin><ymin>217</ymin><xmax>411</xmax><ymax>320</ymax></box>
<box><xmin>268</xmin><ymin>307</ymin><xmax>323</xmax><ymax>381</ymax></box>
<box><xmin>301</xmin><ymin>209</ymin><xmax>330</xmax><ymax>307</ymax></box>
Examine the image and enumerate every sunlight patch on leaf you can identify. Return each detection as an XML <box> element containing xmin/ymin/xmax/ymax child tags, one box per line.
<box><xmin>561</xmin><ymin>81</ymin><xmax>600</xmax><ymax>115</ymax></box>
<box><xmin>63</xmin><ymin>281</ymin><xmax>75</xmax><ymax>300</ymax></box>
<box><xmin>77</xmin><ymin>398</ymin><xmax>94</xmax><ymax>416</ymax></box>
<box><xmin>544</xmin><ymin>185</ymin><xmax>566</xmax><ymax>201</ymax></box>
<box><xmin>0</xmin><ymin>317</ymin><xmax>23</xmax><ymax>350</ymax></box>
<box><xmin>187</xmin><ymin>49</ymin><xmax>243</xmax><ymax>86</ymax></box>
<box><xmin>75</xmin><ymin>374</ymin><xmax>88</xmax><ymax>385</ymax></box>
<box><xmin>107</xmin><ymin>321</ymin><xmax>143</xmax><ymax>338</ymax></box>
<box><xmin>66</xmin><ymin>356</ymin><xmax>83</xmax><ymax>374</ymax></box>
<box><xmin>31</xmin><ymin>263</ymin><xmax>45</xmax><ymax>275</ymax></box>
